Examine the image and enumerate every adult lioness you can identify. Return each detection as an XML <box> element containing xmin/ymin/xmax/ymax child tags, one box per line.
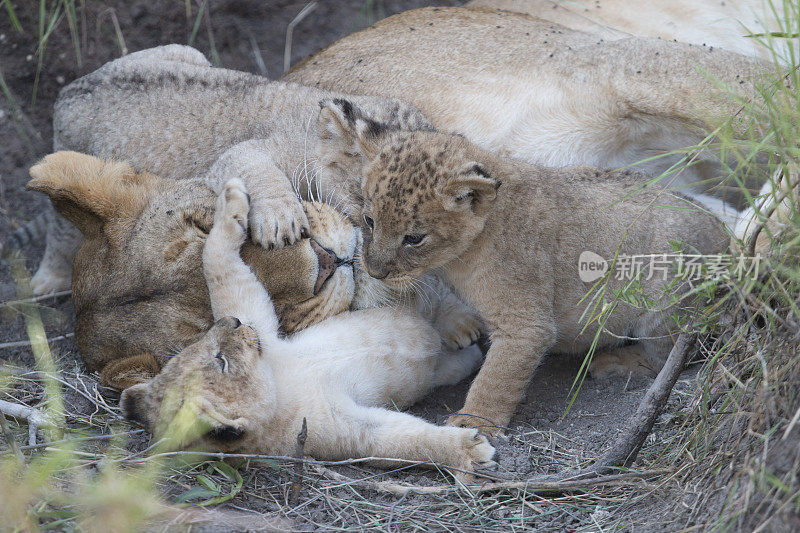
<box><xmin>28</xmin><ymin>151</ymin><xmax>481</xmax><ymax>389</ymax></box>
<box><xmin>31</xmin><ymin>6</ymin><xmax>769</xmax><ymax>295</ymax></box>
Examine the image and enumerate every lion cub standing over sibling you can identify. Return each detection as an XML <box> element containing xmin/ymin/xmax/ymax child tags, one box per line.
<box><xmin>317</xmin><ymin>100</ymin><xmax>729</xmax><ymax>435</ymax></box>
<box><xmin>121</xmin><ymin>178</ymin><xmax>497</xmax><ymax>479</ymax></box>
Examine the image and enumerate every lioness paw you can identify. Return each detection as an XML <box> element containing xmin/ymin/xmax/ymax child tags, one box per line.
<box><xmin>452</xmin><ymin>429</ymin><xmax>498</xmax><ymax>483</ymax></box>
<box><xmin>248</xmin><ymin>195</ymin><xmax>309</xmax><ymax>251</ymax></box>
<box><xmin>447</xmin><ymin>413</ymin><xmax>505</xmax><ymax>438</ymax></box>
<box><xmin>30</xmin><ymin>266</ymin><xmax>72</xmax><ymax>296</ymax></box>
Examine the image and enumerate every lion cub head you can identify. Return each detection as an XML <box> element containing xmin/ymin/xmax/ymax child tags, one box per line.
<box><xmin>318</xmin><ymin>100</ymin><xmax>500</xmax><ymax>285</ymax></box>
<box><xmin>120</xmin><ymin>316</ymin><xmax>273</xmax><ymax>451</ymax></box>
<box><xmin>27</xmin><ymin>151</ymin><xmax>390</xmax><ymax>388</ymax></box>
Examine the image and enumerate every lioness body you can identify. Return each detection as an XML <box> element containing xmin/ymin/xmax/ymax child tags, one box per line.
<box><xmin>466</xmin><ymin>0</ymin><xmax>781</xmax><ymax>61</ymax></box>
<box><xmin>33</xmin><ymin>6</ymin><xmax>768</xmax><ymax>294</ymax></box>
<box><xmin>121</xmin><ymin>179</ymin><xmax>496</xmax><ymax>479</ymax></box>
<box><xmin>335</xmin><ymin>114</ymin><xmax>728</xmax><ymax>433</ymax></box>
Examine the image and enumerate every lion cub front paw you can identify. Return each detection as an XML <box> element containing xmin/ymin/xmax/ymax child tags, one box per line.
<box><xmin>452</xmin><ymin>429</ymin><xmax>498</xmax><ymax>483</ymax></box>
<box><xmin>216</xmin><ymin>179</ymin><xmax>250</xmax><ymax>243</ymax></box>
<box><xmin>248</xmin><ymin>195</ymin><xmax>309</xmax><ymax>251</ymax></box>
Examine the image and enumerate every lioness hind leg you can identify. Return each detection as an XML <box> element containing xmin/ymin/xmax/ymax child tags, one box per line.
<box><xmin>30</xmin><ymin>211</ymin><xmax>81</xmax><ymax>295</ymax></box>
<box><xmin>589</xmin><ymin>344</ymin><xmax>659</xmax><ymax>380</ymax></box>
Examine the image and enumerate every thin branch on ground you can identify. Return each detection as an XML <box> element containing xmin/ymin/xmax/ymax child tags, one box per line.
<box><xmin>586</xmin><ymin>331</ymin><xmax>698</xmax><ymax>475</ymax></box>
<box><xmin>0</xmin><ymin>398</ymin><xmax>56</xmax><ymax>446</ymax></box>
<box><xmin>0</xmin><ymin>290</ymin><xmax>72</xmax><ymax>309</ymax></box>
<box><xmin>0</xmin><ymin>333</ymin><xmax>74</xmax><ymax>350</ymax></box>
<box><xmin>313</xmin><ymin>465</ymin><xmax>673</xmax><ymax>497</ymax></box>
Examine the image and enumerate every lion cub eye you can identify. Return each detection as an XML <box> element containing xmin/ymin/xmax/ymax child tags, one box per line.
<box><xmin>215</xmin><ymin>352</ymin><xmax>229</xmax><ymax>373</ymax></box>
<box><xmin>363</xmin><ymin>215</ymin><xmax>374</xmax><ymax>231</ymax></box>
<box><xmin>402</xmin><ymin>234</ymin><xmax>426</xmax><ymax>246</ymax></box>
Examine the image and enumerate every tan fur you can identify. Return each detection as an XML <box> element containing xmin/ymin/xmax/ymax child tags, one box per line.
<box><xmin>27</xmin><ymin>152</ymin><xmax>479</xmax><ymax>389</ymax></box>
<box><xmin>466</xmin><ymin>0</ymin><xmax>782</xmax><ymax>60</ymax></box>
<box><xmin>319</xmin><ymin>100</ymin><xmax>729</xmax><ymax>434</ymax></box>
<box><xmin>120</xmin><ymin>179</ymin><xmax>495</xmax><ymax>480</ymax></box>
<box><xmin>32</xmin><ymin>6</ymin><xmax>770</xmax><ymax>295</ymax></box>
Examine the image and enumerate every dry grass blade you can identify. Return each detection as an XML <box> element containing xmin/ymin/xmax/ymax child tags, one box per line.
<box><xmin>284</xmin><ymin>2</ymin><xmax>318</xmax><ymax>72</ymax></box>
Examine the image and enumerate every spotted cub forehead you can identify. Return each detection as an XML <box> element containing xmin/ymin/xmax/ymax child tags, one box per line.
<box><xmin>365</xmin><ymin>133</ymin><xmax>467</xmax><ymax>212</ymax></box>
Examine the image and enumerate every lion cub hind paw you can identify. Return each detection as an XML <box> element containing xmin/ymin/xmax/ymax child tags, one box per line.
<box><xmin>218</xmin><ymin>178</ymin><xmax>250</xmax><ymax>237</ymax></box>
<box><xmin>452</xmin><ymin>429</ymin><xmax>499</xmax><ymax>483</ymax></box>
<box><xmin>589</xmin><ymin>345</ymin><xmax>658</xmax><ymax>381</ymax></box>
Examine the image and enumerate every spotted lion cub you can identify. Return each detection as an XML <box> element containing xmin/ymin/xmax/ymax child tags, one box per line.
<box><xmin>319</xmin><ymin>99</ymin><xmax>729</xmax><ymax>436</ymax></box>
<box><xmin>120</xmin><ymin>179</ymin><xmax>496</xmax><ymax>480</ymax></box>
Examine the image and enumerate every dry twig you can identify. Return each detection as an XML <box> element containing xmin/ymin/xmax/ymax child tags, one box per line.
<box><xmin>0</xmin><ymin>398</ymin><xmax>56</xmax><ymax>446</ymax></box>
<box><xmin>313</xmin><ymin>465</ymin><xmax>673</xmax><ymax>497</ymax></box>
<box><xmin>587</xmin><ymin>331</ymin><xmax>698</xmax><ymax>475</ymax></box>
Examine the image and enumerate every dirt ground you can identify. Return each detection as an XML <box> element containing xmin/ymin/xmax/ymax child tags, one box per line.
<box><xmin>1</xmin><ymin>1</ymin><xmax>717</xmax><ymax>530</ymax></box>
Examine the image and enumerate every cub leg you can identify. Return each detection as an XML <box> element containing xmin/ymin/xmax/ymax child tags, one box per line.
<box><xmin>202</xmin><ymin>178</ymin><xmax>280</xmax><ymax>341</ymax></box>
<box><xmin>414</xmin><ymin>275</ymin><xmax>485</xmax><ymax>350</ymax></box>
<box><xmin>590</xmin><ymin>310</ymin><xmax>678</xmax><ymax>379</ymax></box>
<box><xmin>319</xmin><ymin>399</ymin><xmax>497</xmax><ymax>482</ymax></box>
<box><xmin>448</xmin><ymin>323</ymin><xmax>556</xmax><ymax>436</ymax></box>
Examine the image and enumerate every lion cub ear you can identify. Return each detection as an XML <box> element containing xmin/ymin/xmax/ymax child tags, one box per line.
<box><xmin>27</xmin><ymin>151</ymin><xmax>156</xmax><ymax>237</ymax></box>
<box><xmin>318</xmin><ymin>98</ymin><xmax>392</xmax><ymax>161</ymax></box>
<box><xmin>438</xmin><ymin>163</ymin><xmax>501</xmax><ymax>216</ymax></box>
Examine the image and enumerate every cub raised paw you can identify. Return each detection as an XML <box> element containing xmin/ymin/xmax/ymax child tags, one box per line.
<box><xmin>450</xmin><ymin>429</ymin><xmax>498</xmax><ymax>483</ymax></box>
<box><xmin>248</xmin><ymin>194</ymin><xmax>309</xmax><ymax>251</ymax></box>
<box><xmin>214</xmin><ymin>178</ymin><xmax>250</xmax><ymax>244</ymax></box>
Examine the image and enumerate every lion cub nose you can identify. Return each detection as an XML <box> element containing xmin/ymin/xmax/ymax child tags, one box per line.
<box><xmin>310</xmin><ymin>239</ymin><xmax>339</xmax><ymax>294</ymax></box>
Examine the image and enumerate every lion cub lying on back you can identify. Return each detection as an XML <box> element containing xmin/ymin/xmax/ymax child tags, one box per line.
<box><xmin>318</xmin><ymin>100</ymin><xmax>729</xmax><ymax>436</ymax></box>
<box><xmin>121</xmin><ymin>179</ymin><xmax>496</xmax><ymax>479</ymax></box>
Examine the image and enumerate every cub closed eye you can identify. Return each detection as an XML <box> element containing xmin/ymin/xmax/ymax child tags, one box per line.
<box><xmin>363</xmin><ymin>215</ymin><xmax>374</xmax><ymax>231</ymax></box>
<box><xmin>215</xmin><ymin>352</ymin><xmax>229</xmax><ymax>373</ymax></box>
<box><xmin>402</xmin><ymin>234</ymin><xmax>426</xmax><ymax>246</ymax></box>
